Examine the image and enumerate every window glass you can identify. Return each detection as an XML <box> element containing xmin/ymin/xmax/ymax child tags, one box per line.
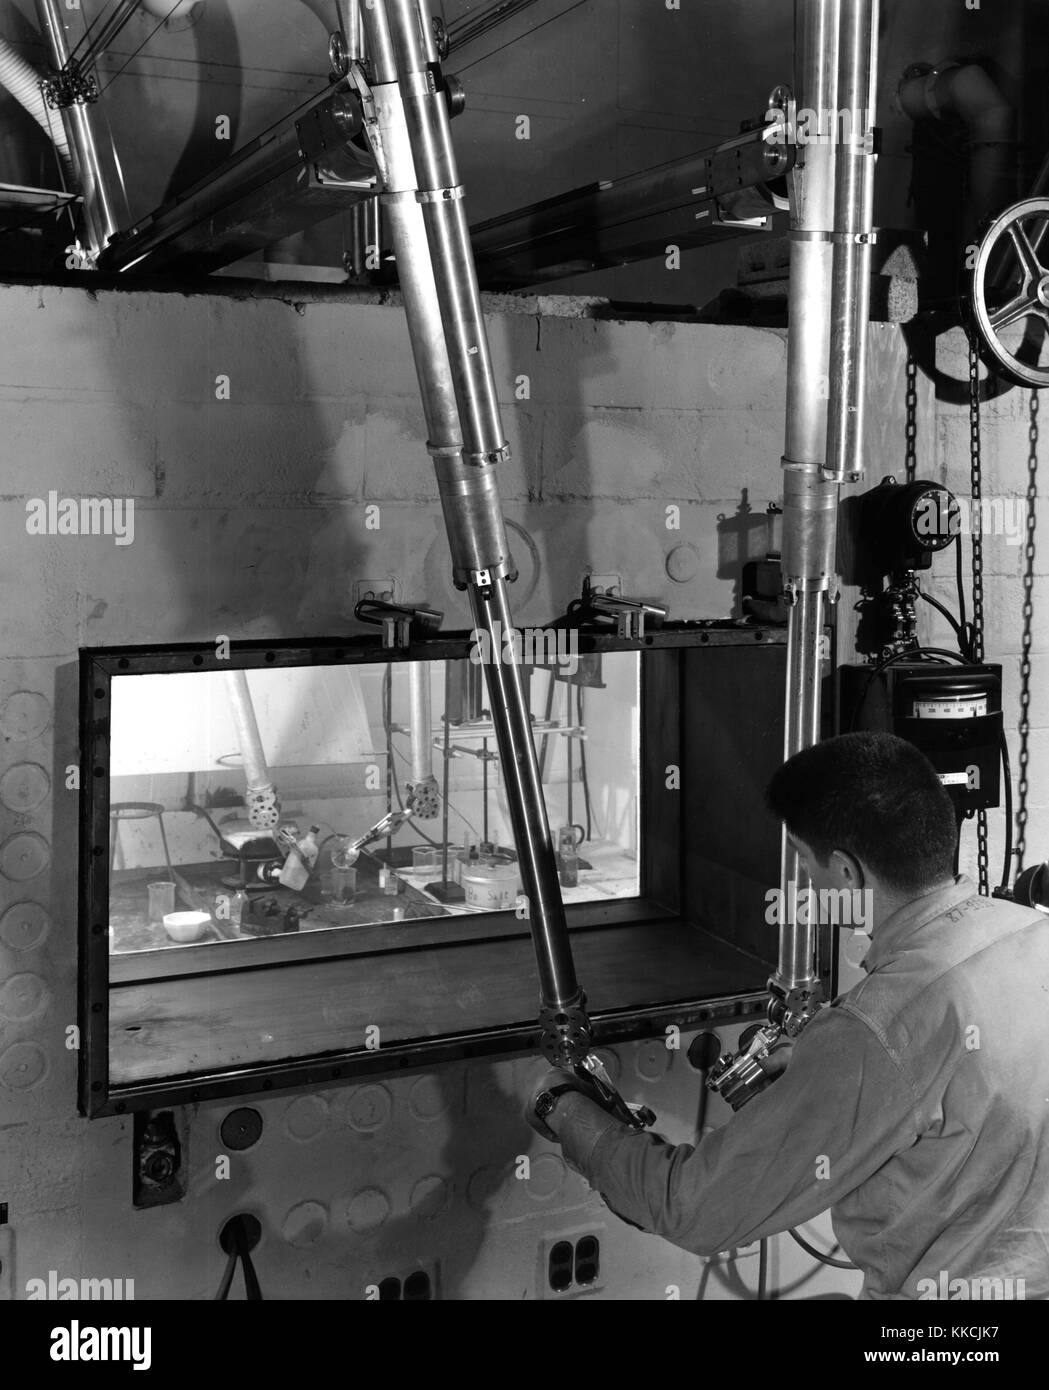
<box><xmin>106</xmin><ymin>654</ymin><xmax>640</xmax><ymax>957</ymax></box>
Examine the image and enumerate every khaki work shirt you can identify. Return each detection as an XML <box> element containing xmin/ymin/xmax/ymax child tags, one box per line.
<box><xmin>557</xmin><ymin>876</ymin><xmax>1049</xmax><ymax>1298</ymax></box>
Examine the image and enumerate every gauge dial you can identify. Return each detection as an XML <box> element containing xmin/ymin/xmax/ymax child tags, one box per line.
<box><xmin>912</xmin><ymin>696</ymin><xmax>989</xmax><ymax>719</ymax></box>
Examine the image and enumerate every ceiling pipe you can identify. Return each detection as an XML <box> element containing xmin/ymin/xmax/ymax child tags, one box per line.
<box><xmin>773</xmin><ymin>0</ymin><xmax>879</xmax><ymax>1036</ymax></box>
<box><xmin>0</xmin><ymin>35</ymin><xmax>73</xmax><ymax>175</ymax></box>
<box><xmin>897</xmin><ymin>62</ymin><xmax>1017</xmax><ymax>241</ymax></box>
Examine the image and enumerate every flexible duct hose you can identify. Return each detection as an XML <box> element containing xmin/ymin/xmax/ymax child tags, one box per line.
<box><xmin>0</xmin><ymin>35</ymin><xmax>73</xmax><ymax>175</ymax></box>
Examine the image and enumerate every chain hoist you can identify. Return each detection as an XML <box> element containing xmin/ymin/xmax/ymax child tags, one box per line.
<box><xmin>1015</xmin><ymin>392</ymin><xmax>1039</xmax><ymax>872</ymax></box>
<box><xmin>967</xmin><ymin>333</ymin><xmax>990</xmax><ymax>894</ymax></box>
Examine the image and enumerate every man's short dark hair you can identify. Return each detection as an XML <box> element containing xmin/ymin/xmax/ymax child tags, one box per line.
<box><xmin>765</xmin><ymin>732</ymin><xmax>958</xmax><ymax>893</ymax></box>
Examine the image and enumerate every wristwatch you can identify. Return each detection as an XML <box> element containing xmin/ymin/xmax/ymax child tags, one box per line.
<box><xmin>534</xmin><ymin>1081</ymin><xmax>580</xmax><ymax>1125</ymax></box>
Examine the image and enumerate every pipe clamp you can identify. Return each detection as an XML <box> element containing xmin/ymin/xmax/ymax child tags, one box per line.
<box><xmin>417</xmin><ymin>185</ymin><xmax>465</xmax><ymax>203</ymax></box>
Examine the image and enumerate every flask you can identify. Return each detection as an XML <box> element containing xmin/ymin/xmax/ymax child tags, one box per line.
<box><xmin>279</xmin><ymin>825</ymin><xmax>321</xmax><ymax>891</ymax></box>
<box><xmin>231</xmin><ymin>888</ymin><xmax>248</xmax><ymax>928</ymax></box>
<box><xmin>559</xmin><ymin>843</ymin><xmax>579</xmax><ymax>888</ymax></box>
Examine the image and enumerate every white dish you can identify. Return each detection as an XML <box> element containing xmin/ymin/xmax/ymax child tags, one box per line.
<box><xmin>162</xmin><ymin>910</ymin><xmax>210</xmax><ymax>943</ymax></box>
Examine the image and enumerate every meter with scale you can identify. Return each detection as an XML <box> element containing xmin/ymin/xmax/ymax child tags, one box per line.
<box><xmin>910</xmin><ymin>677</ymin><xmax>991</xmax><ymax>722</ymax></box>
<box><xmin>838</xmin><ymin>664</ymin><xmax>1003</xmax><ymax>816</ymax></box>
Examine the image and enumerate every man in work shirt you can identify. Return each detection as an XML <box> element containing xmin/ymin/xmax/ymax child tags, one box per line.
<box><xmin>527</xmin><ymin>732</ymin><xmax>1049</xmax><ymax>1299</ymax></box>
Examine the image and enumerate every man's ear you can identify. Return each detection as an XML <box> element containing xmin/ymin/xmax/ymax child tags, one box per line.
<box><xmin>828</xmin><ymin>849</ymin><xmax>865</xmax><ymax>890</ymax></box>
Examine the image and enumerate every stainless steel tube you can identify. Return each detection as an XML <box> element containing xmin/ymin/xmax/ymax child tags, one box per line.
<box><xmin>776</xmin><ymin>0</ymin><xmax>878</xmax><ymax>1011</ymax></box>
<box><xmin>223</xmin><ymin>671</ymin><xmax>279</xmax><ymax>830</ymax></box>
<box><xmin>407</xmin><ymin>660</ymin><xmax>433</xmax><ymax>785</ymax></box>
<box><xmin>360</xmin><ymin>1</ymin><xmax>584</xmax><ymax>1033</ymax></box>
<box><xmin>34</xmin><ymin>0</ymin><xmax>130</xmax><ymax>257</ymax></box>
<box><xmin>825</xmin><ymin>0</ymin><xmax>879</xmax><ymax>482</ymax></box>
<box><xmin>776</xmin><ymin>0</ymin><xmax>841</xmax><ymax>1012</ymax></box>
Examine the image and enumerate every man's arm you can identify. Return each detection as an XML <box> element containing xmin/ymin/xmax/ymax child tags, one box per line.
<box><xmin>541</xmin><ymin>1005</ymin><xmax>919</xmax><ymax>1256</ymax></box>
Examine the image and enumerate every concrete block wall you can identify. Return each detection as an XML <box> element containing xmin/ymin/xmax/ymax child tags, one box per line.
<box><xmin>0</xmin><ymin>280</ymin><xmax>888</xmax><ymax>1299</ymax></box>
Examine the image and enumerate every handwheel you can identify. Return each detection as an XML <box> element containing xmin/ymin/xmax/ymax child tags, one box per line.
<box><xmin>970</xmin><ymin>196</ymin><xmax>1049</xmax><ymax>388</ymax></box>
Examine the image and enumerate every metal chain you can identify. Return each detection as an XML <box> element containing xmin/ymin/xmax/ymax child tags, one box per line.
<box><xmin>967</xmin><ymin>335</ymin><xmax>986</xmax><ymax>664</ymax></box>
<box><xmin>904</xmin><ymin>353</ymin><xmax>918</xmax><ymax>484</ymax></box>
<box><xmin>1015</xmin><ymin>391</ymin><xmax>1039</xmax><ymax>871</ymax></box>
<box><xmin>968</xmin><ymin>334</ymin><xmax>989</xmax><ymax>894</ymax></box>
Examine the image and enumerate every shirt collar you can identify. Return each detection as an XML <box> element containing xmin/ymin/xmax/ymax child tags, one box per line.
<box><xmin>862</xmin><ymin>874</ymin><xmax>978</xmax><ymax>972</ymax></box>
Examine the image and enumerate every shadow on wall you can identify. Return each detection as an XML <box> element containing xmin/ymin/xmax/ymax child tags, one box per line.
<box><xmin>161</xmin><ymin>4</ymin><xmax>243</xmax><ymax>207</ymax></box>
<box><xmin>716</xmin><ymin>489</ymin><xmax>768</xmax><ymax>619</ymax></box>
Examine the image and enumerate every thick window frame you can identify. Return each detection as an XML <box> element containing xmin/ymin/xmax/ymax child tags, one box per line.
<box><xmin>80</xmin><ymin>626</ymin><xmax>805</xmax><ymax>1117</ymax></box>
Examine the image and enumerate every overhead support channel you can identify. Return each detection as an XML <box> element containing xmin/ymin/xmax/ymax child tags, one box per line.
<box><xmin>773</xmin><ymin>0</ymin><xmax>879</xmax><ymax>1034</ymax></box>
<box><xmin>100</xmin><ymin>82</ymin><xmax>376</xmax><ymax>275</ymax></box>
<box><xmin>469</xmin><ymin>130</ymin><xmax>793</xmax><ymax>290</ymax></box>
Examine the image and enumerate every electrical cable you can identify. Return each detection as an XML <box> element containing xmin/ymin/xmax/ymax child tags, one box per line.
<box><xmin>454</xmin><ymin>0</ymin><xmax>590</xmax><ymax>74</ymax></box>
<box><xmin>757</xmin><ymin>1238</ymin><xmax>768</xmax><ymax>1300</ymax></box>
<box><xmin>213</xmin><ymin>1247</ymin><xmax>237</xmax><ymax>1301</ymax></box>
<box><xmin>919</xmin><ymin>591</ymin><xmax>972</xmax><ymax>659</ymax></box>
<box><xmin>97</xmin><ymin>0</ymin><xmax>184</xmax><ymax>96</ymax></box>
<box><xmin>67</xmin><ymin>0</ymin><xmax>122</xmax><ymax>63</ymax></box>
<box><xmin>70</xmin><ymin>0</ymin><xmax>141</xmax><ymax>70</ymax></box>
<box><xmin>788</xmin><ymin>1227</ymin><xmax>857</xmax><ymax>1271</ymax></box>
<box><xmin>955</xmin><ymin>515</ymin><xmax>969</xmax><ymax>644</ymax></box>
<box><xmin>446</xmin><ymin>0</ymin><xmax>545</xmax><ymax>49</ymax></box>
<box><xmin>998</xmin><ymin>730</ymin><xmax>1013</xmax><ymax>891</ymax></box>
<box><xmin>214</xmin><ymin>1216</ymin><xmax>264</xmax><ymax>1300</ymax></box>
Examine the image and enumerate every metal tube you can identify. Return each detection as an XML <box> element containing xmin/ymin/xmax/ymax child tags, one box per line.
<box><xmin>223</xmin><ymin>670</ymin><xmax>279</xmax><ymax>830</ymax></box>
<box><xmin>775</xmin><ymin>0</ymin><xmax>842</xmax><ymax>1016</ymax></box>
<box><xmin>34</xmin><ymin>0</ymin><xmax>130</xmax><ymax>256</ymax></box>
<box><xmin>468</xmin><ymin>580</ymin><xmax>581</xmax><ymax>1007</ymax></box>
<box><xmin>775</xmin><ymin>0</ymin><xmax>878</xmax><ymax>1013</ymax></box>
<box><xmin>341</xmin><ymin>1</ymin><xmax>364</xmax><ymax>60</ymax></box>
<box><xmin>223</xmin><ymin>671</ymin><xmax>272</xmax><ymax>794</ymax></box>
<box><xmin>360</xmin><ymin>1</ymin><xmax>585</xmax><ymax>1041</ymax></box>
<box><xmin>825</xmin><ymin>0</ymin><xmax>879</xmax><ymax>482</ymax></box>
<box><xmin>407</xmin><ymin>661</ymin><xmax>433</xmax><ymax>785</ymax></box>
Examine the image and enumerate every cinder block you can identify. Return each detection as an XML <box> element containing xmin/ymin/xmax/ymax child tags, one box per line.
<box><xmin>542</xmin><ymin>408</ymin><xmax>699</xmax><ymax>500</ymax></box>
<box><xmin>529</xmin><ymin>318</ymin><xmax>788</xmax><ymax>412</ymax></box>
<box><xmin>294</xmin><ymin>303</ymin><xmax>437</xmax><ymax>402</ymax></box>
<box><xmin>692</xmin><ymin>410</ymin><xmax>784</xmax><ymax>502</ymax></box>
<box><xmin>155</xmin><ymin>398</ymin><xmax>362</xmax><ymax>503</ymax></box>
<box><xmin>0</xmin><ymin>505</ymin><xmax>84</xmax><ymax>657</ymax></box>
<box><xmin>106</xmin><ymin>289</ymin><xmax>301</xmax><ymax>405</ymax></box>
<box><xmin>938</xmin><ymin>412</ymin><xmax>1042</xmax><ymax>499</ymax></box>
<box><xmin>0</xmin><ymin>391</ymin><xmax>156</xmax><ymax>498</ymax></box>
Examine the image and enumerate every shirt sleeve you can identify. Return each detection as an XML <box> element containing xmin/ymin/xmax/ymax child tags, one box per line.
<box><xmin>555</xmin><ymin>1003</ymin><xmax>920</xmax><ymax>1256</ymax></box>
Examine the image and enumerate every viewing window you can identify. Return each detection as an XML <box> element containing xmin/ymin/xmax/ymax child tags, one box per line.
<box><xmin>80</xmin><ymin>629</ymin><xmax>796</xmax><ymax>1117</ymax></box>
<box><xmin>106</xmin><ymin>654</ymin><xmax>640</xmax><ymax>956</ymax></box>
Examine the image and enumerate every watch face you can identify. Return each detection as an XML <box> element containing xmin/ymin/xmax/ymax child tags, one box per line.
<box><xmin>535</xmin><ymin>1091</ymin><xmax>555</xmax><ymax>1119</ymax></box>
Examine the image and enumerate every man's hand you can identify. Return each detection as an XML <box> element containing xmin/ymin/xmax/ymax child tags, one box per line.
<box><xmin>757</xmin><ymin>1039</ymin><xmax>795</xmax><ymax>1080</ymax></box>
<box><xmin>525</xmin><ymin>1068</ymin><xmax>582</xmax><ymax>1142</ymax></box>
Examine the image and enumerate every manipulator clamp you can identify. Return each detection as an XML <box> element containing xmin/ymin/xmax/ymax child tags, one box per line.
<box><xmin>695</xmin><ymin>975</ymin><xmax>821</xmax><ymax>1111</ymax></box>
